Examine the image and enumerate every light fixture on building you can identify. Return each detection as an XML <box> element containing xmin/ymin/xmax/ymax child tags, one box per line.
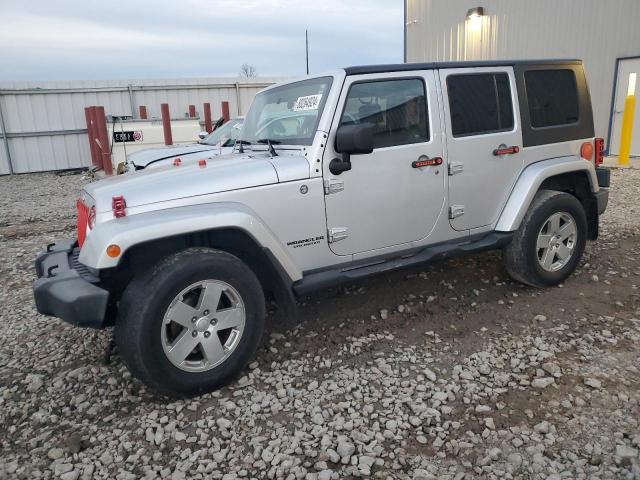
<box><xmin>466</xmin><ymin>6</ymin><xmax>485</xmax><ymax>19</ymax></box>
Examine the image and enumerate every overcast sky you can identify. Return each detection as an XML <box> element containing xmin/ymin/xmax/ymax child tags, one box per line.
<box><xmin>0</xmin><ymin>0</ymin><xmax>403</xmax><ymax>81</ymax></box>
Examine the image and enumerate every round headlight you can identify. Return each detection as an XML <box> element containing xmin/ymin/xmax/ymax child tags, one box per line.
<box><xmin>88</xmin><ymin>206</ymin><xmax>96</xmax><ymax>229</ymax></box>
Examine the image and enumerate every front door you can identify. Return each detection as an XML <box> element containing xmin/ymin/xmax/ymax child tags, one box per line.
<box><xmin>440</xmin><ymin>67</ymin><xmax>523</xmax><ymax>231</ymax></box>
<box><xmin>323</xmin><ymin>71</ymin><xmax>445</xmax><ymax>256</ymax></box>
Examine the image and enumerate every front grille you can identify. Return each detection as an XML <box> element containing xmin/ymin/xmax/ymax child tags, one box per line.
<box><xmin>70</xmin><ymin>247</ymin><xmax>99</xmax><ymax>283</ymax></box>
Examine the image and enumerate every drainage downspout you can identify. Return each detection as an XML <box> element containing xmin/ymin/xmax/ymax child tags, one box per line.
<box><xmin>0</xmin><ymin>95</ymin><xmax>13</xmax><ymax>174</ymax></box>
<box><xmin>127</xmin><ymin>84</ymin><xmax>136</xmax><ymax>119</ymax></box>
<box><xmin>235</xmin><ymin>82</ymin><xmax>242</xmax><ymax>115</ymax></box>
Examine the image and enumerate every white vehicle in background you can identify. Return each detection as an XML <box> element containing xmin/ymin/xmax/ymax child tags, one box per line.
<box><xmin>125</xmin><ymin>117</ymin><xmax>244</xmax><ymax>171</ymax></box>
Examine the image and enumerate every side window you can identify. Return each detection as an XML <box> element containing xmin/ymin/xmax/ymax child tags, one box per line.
<box><xmin>524</xmin><ymin>69</ymin><xmax>579</xmax><ymax>128</ymax></box>
<box><xmin>339</xmin><ymin>79</ymin><xmax>429</xmax><ymax>149</ymax></box>
<box><xmin>447</xmin><ymin>73</ymin><xmax>514</xmax><ymax>137</ymax></box>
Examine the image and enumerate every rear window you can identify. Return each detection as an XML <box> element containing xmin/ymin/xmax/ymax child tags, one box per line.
<box><xmin>524</xmin><ymin>69</ymin><xmax>579</xmax><ymax>128</ymax></box>
<box><xmin>446</xmin><ymin>73</ymin><xmax>514</xmax><ymax>137</ymax></box>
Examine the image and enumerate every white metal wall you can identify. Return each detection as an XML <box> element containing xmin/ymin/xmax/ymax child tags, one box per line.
<box><xmin>405</xmin><ymin>0</ymin><xmax>640</xmax><ymax>147</ymax></box>
<box><xmin>0</xmin><ymin>77</ymin><xmax>286</xmax><ymax>175</ymax></box>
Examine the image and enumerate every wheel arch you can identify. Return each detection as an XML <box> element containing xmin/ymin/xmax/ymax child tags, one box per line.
<box><xmin>121</xmin><ymin>228</ymin><xmax>298</xmax><ymax>318</ymax></box>
<box><xmin>79</xmin><ymin>203</ymin><xmax>301</xmax><ymax>318</ymax></box>
<box><xmin>496</xmin><ymin>157</ymin><xmax>599</xmax><ymax>239</ymax></box>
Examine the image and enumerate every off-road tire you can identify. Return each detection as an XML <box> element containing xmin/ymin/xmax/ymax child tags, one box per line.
<box><xmin>503</xmin><ymin>190</ymin><xmax>587</xmax><ymax>288</ymax></box>
<box><xmin>115</xmin><ymin>247</ymin><xmax>265</xmax><ymax>397</ymax></box>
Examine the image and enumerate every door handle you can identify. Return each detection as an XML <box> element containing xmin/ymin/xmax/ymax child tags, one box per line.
<box><xmin>412</xmin><ymin>156</ymin><xmax>442</xmax><ymax>168</ymax></box>
<box><xmin>493</xmin><ymin>145</ymin><xmax>520</xmax><ymax>156</ymax></box>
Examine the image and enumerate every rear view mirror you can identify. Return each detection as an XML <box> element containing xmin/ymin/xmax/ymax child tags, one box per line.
<box><xmin>198</xmin><ymin>131</ymin><xmax>208</xmax><ymax>140</ymax></box>
<box><xmin>330</xmin><ymin>123</ymin><xmax>374</xmax><ymax>175</ymax></box>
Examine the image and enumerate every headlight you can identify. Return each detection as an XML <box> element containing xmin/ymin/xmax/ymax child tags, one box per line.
<box><xmin>88</xmin><ymin>206</ymin><xmax>96</xmax><ymax>230</ymax></box>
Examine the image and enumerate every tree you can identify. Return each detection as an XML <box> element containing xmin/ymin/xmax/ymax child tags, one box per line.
<box><xmin>239</xmin><ymin>64</ymin><xmax>257</xmax><ymax>78</ymax></box>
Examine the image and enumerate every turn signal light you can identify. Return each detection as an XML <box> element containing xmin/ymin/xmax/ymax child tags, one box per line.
<box><xmin>106</xmin><ymin>244</ymin><xmax>121</xmax><ymax>258</ymax></box>
<box><xmin>580</xmin><ymin>142</ymin><xmax>594</xmax><ymax>161</ymax></box>
<box><xmin>199</xmin><ymin>159</ymin><xmax>207</xmax><ymax>167</ymax></box>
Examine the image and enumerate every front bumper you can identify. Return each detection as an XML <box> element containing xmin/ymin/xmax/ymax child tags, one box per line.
<box><xmin>33</xmin><ymin>239</ymin><xmax>109</xmax><ymax>328</ymax></box>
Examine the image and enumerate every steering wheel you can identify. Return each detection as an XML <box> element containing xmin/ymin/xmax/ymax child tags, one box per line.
<box><xmin>343</xmin><ymin>112</ymin><xmax>359</xmax><ymax>124</ymax></box>
<box><xmin>272</xmin><ymin>120</ymin><xmax>286</xmax><ymax>136</ymax></box>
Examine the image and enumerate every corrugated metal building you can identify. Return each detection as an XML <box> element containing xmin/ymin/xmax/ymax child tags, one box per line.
<box><xmin>405</xmin><ymin>0</ymin><xmax>640</xmax><ymax>155</ymax></box>
<box><xmin>0</xmin><ymin>77</ymin><xmax>285</xmax><ymax>175</ymax></box>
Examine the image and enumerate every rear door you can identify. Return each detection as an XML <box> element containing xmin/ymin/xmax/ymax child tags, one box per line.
<box><xmin>440</xmin><ymin>67</ymin><xmax>523</xmax><ymax>230</ymax></box>
<box><xmin>323</xmin><ymin>71</ymin><xmax>445</xmax><ymax>256</ymax></box>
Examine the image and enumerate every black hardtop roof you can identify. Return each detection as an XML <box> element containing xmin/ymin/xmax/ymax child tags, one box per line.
<box><xmin>344</xmin><ymin>59</ymin><xmax>582</xmax><ymax>76</ymax></box>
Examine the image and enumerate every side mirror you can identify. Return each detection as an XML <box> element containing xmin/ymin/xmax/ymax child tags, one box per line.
<box><xmin>330</xmin><ymin>124</ymin><xmax>374</xmax><ymax>175</ymax></box>
<box><xmin>335</xmin><ymin>123</ymin><xmax>374</xmax><ymax>155</ymax></box>
<box><xmin>198</xmin><ymin>131</ymin><xmax>208</xmax><ymax>140</ymax></box>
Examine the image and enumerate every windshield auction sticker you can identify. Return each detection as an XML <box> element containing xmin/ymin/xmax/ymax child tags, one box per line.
<box><xmin>293</xmin><ymin>94</ymin><xmax>323</xmax><ymax>111</ymax></box>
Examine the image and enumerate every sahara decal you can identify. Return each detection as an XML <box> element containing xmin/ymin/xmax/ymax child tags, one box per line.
<box><xmin>286</xmin><ymin>235</ymin><xmax>325</xmax><ymax>249</ymax></box>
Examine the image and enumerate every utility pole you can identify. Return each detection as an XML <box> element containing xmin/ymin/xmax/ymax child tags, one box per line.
<box><xmin>305</xmin><ymin>29</ymin><xmax>309</xmax><ymax>75</ymax></box>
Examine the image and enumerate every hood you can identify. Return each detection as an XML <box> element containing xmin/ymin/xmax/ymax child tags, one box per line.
<box><xmin>127</xmin><ymin>143</ymin><xmax>218</xmax><ymax>168</ymax></box>
<box><xmin>85</xmin><ymin>152</ymin><xmax>310</xmax><ymax>212</ymax></box>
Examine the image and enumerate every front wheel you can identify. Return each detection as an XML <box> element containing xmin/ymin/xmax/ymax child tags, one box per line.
<box><xmin>503</xmin><ymin>190</ymin><xmax>587</xmax><ymax>287</ymax></box>
<box><xmin>115</xmin><ymin>248</ymin><xmax>266</xmax><ymax>397</ymax></box>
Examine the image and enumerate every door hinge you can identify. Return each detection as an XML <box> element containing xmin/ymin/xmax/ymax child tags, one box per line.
<box><xmin>328</xmin><ymin>227</ymin><xmax>349</xmax><ymax>243</ymax></box>
<box><xmin>449</xmin><ymin>205</ymin><xmax>465</xmax><ymax>219</ymax></box>
<box><xmin>323</xmin><ymin>180</ymin><xmax>344</xmax><ymax>195</ymax></box>
<box><xmin>448</xmin><ymin>162</ymin><xmax>464</xmax><ymax>176</ymax></box>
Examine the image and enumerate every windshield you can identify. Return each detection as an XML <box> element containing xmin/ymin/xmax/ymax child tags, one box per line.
<box><xmin>201</xmin><ymin>118</ymin><xmax>244</xmax><ymax>146</ymax></box>
<box><xmin>240</xmin><ymin>76</ymin><xmax>333</xmax><ymax>146</ymax></box>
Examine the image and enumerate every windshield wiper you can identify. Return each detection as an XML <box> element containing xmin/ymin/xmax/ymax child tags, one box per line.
<box><xmin>257</xmin><ymin>138</ymin><xmax>280</xmax><ymax>156</ymax></box>
<box><xmin>235</xmin><ymin>139</ymin><xmax>252</xmax><ymax>154</ymax></box>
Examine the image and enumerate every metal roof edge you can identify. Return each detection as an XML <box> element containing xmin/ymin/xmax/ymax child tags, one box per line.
<box><xmin>343</xmin><ymin>59</ymin><xmax>582</xmax><ymax>75</ymax></box>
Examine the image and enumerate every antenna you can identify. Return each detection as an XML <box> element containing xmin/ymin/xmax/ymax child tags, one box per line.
<box><xmin>305</xmin><ymin>29</ymin><xmax>309</xmax><ymax>75</ymax></box>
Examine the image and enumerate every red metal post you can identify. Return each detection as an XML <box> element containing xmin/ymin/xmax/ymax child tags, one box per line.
<box><xmin>94</xmin><ymin>106</ymin><xmax>113</xmax><ymax>176</ymax></box>
<box><xmin>221</xmin><ymin>101</ymin><xmax>230</xmax><ymax>122</ymax></box>
<box><xmin>84</xmin><ymin>107</ymin><xmax>100</xmax><ymax>168</ymax></box>
<box><xmin>188</xmin><ymin>104</ymin><xmax>196</xmax><ymax>118</ymax></box>
<box><xmin>161</xmin><ymin>103</ymin><xmax>173</xmax><ymax>145</ymax></box>
<box><xmin>139</xmin><ymin>105</ymin><xmax>148</xmax><ymax>119</ymax></box>
<box><xmin>203</xmin><ymin>103</ymin><xmax>213</xmax><ymax>133</ymax></box>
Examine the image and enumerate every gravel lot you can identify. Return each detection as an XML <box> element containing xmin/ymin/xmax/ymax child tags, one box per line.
<box><xmin>1</xmin><ymin>168</ymin><xmax>639</xmax><ymax>480</ymax></box>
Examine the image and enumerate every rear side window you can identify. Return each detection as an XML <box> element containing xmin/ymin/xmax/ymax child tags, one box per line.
<box><xmin>446</xmin><ymin>73</ymin><xmax>514</xmax><ymax>137</ymax></box>
<box><xmin>340</xmin><ymin>78</ymin><xmax>429</xmax><ymax>149</ymax></box>
<box><xmin>524</xmin><ymin>69</ymin><xmax>579</xmax><ymax>128</ymax></box>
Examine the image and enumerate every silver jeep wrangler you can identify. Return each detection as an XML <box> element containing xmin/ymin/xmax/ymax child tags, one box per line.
<box><xmin>33</xmin><ymin>60</ymin><xmax>610</xmax><ymax>397</ymax></box>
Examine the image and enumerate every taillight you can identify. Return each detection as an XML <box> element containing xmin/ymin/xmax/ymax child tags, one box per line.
<box><xmin>594</xmin><ymin>138</ymin><xmax>605</xmax><ymax>166</ymax></box>
<box><xmin>580</xmin><ymin>142</ymin><xmax>594</xmax><ymax>161</ymax></box>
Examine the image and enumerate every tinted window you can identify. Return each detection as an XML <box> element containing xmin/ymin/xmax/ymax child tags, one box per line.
<box><xmin>525</xmin><ymin>69</ymin><xmax>579</xmax><ymax>128</ymax></box>
<box><xmin>447</xmin><ymin>73</ymin><xmax>514</xmax><ymax>137</ymax></box>
<box><xmin>340</xmin><ymin>79</ymin><xmax>429</xmax><ymax>149</ymax></box>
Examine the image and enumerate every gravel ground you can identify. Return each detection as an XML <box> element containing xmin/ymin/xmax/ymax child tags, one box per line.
<box><xmin>0</xmin><ymin>168</ymin><xmax>639</xmax><ymax>480</ymax></box>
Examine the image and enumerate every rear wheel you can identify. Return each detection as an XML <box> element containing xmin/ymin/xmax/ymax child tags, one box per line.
<box><xmin>503</xmin><ymin>190</ymin><xmax>587</xmax><ymax>287</ymax></box>
<box><xmin>115</xmin><ymin>248</ymin><xmax>265</xmax><ymax>397</ymax></box>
